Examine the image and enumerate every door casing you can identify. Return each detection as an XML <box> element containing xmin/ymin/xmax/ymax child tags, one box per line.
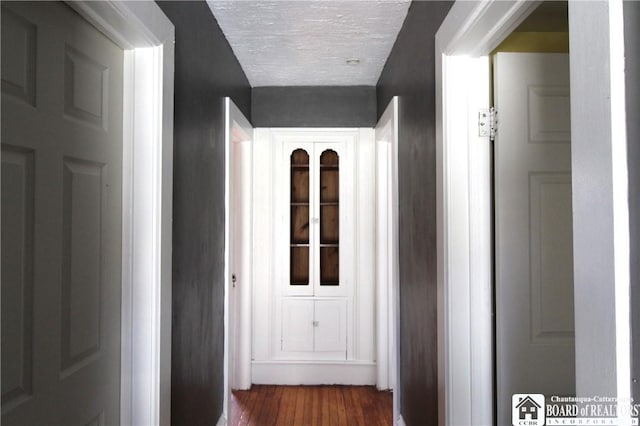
<box><xmin>374</xmin><ymin>97</ymin><xmax>400</xmax><ymax>423</ymax></box>
<box><xmin>223</xmin><ymin>98</ymin><xmax>254</xmax><ymax>425</ymax></box>
<box><xmin>436</xmin><ymin>1</ymin><xmax>631</xmax><ymax>425</ymax></box>
<box><xmin>65</xmin><ymin>3</ymin><xmax>174</xmax><ymax>425</ymax></box>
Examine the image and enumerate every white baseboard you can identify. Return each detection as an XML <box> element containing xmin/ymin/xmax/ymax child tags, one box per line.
<box><xmin>397</xmin><ymin>414</ymin><xmax>406</xmax><ymax>426</ymax></box>
<box><xmin>216</xmin><ymin>413</ymin><xmax>226</xmax><ymax>426</ymax></box>
<box><xmin>252</xmin><ymin>361</ymin><xmax>376</xmax><ymax>385</ymax></box>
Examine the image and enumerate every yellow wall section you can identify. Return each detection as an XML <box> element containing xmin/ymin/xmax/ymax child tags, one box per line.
<box><xmin>493</xmin><ymin>32</ymin><xmax>569</xmax><ymax>53</ymax></box>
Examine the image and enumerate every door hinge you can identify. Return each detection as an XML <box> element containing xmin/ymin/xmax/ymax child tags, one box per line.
<box><xmin>478</xmin><ymin>107</ymin><xmax>498</xmax><ymax>141</ymax></box>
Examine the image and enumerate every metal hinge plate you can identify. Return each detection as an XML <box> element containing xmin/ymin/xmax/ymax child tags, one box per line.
<box><xmin>478</xmin><ymin>107</ymin><xmax>498</xmax><ymax>141</ymax></box>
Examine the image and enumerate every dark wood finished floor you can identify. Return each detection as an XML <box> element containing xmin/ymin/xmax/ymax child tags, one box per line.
<box><xmin>230</xmin><ymin>385</ymin><xmax>393</xmax><ymax>426</ymax></box>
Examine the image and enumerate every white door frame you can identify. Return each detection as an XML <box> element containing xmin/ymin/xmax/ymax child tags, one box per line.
<box><xmin>223</xmin><ymin>98</ymin><xmax>254</xmax><ymax>425</ymax></box>
<box><xmin>67</xmin><ymin>3</ymin><xmax>174</xmax><ymax>425</ymax></box>
<box><xmin>436</xmin><ymin>1</ymin><xmax>630</xmax><ymax>425</ymax></box>
<box><xmin>374</xmin><ymin>97</ymin><xmax>400</xmax><ymax>422</ymax></box>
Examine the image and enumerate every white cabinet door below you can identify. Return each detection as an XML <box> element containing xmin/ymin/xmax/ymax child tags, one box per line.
<box><xmin>282</xmin><ymin>299</ymin><xmax>314</xmax><ymax>352</ymax></box>
<box><xmin>314</xmin><ymin>299</ymin><xmax>347</xmax><ymax>353</ymax></box>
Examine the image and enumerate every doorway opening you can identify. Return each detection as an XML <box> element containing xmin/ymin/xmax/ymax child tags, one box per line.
<box><xmin>490</xmin><ymin>3</ymin><xmax>574</xmax><ymax>424</ymax></box>
<box><xmin>437</xmin><ymin>1</ymin><xmax>631</xmax><ymax>425</ymax></box>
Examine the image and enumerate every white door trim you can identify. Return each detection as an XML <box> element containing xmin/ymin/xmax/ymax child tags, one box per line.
<box><xmin>568</xmin><ymin>0</ymin><xmax>630</xmax><ymax>403</ymax></box>
<box><xmin>436</xmin><ymin>3</ymin><xmax>536</xmax><ymax>424</ymax></box>
<box><xmin>66</xmin><ymin>3</ymin><xmax>174</xmax><ymax>425</ymax></box>
<box><xmin>374</xmin><ymin>97</ymin><xmax>400</xmax><ymax>423</ymax></box>
<box><xmin>224</xmin><ymin>98</ymin><xmax>254</xmax><ymax>425</ymax></box>
<box><xmin>436</xmin><ymin>1</ymin><xmax>631</xmax><ymax>425</ymax></box>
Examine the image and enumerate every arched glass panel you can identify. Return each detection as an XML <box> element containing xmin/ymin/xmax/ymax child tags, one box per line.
<box><xmin>290</xmin><ymin>149</ymin><xmax>309</xmax><ymax>285</ymax></box>
<box><xmin>319</xmin><ymin>149</ymin><xmax>339</xmax><ymax>285</ymax></box>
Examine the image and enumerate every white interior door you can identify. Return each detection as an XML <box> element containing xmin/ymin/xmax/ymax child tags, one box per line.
<box><xmin>1</xmin><ymin>2</ymin><xmax>124</xmax><ymax>425</ymax></box>
<box><xmin>494</xmin><ymin>52</ymin><xmax>575</xmax><ymax>425</ymax></box>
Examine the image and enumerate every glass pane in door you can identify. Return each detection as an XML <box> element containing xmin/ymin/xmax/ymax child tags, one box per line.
<box><xmin>290</xmin><ymin>149</ymin><xmax>309</xmax><ymax>285</ymax></box>
<box><xmin>319</xmin><ymin>149</ymin><xmax>339</xmax><ymax>285</ymax></box>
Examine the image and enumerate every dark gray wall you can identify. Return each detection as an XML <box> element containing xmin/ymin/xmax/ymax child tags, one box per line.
<box><xmin>252</xmin><ymin>86</ymin><xmax>376</xmax><ymax>127</ymax></box>
<box><xmin>376</xmin><ymin>2</ymin><xmax>453</xmax><ymax>425</ymax></box>
<box><xmin>624</xmin><ymin>0</ymin><xmax>640</xmax><ymax>402</ymax></box>
<box><xmin>156</xmin><ymin>2</ymin><xmax>251</xmax><ymax>425</ymax></box>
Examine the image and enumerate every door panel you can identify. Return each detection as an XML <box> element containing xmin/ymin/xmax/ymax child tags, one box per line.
<box><xmin>282</xmin><ymin>299</ymin><xmax>314</xmax><ymax>352</ymax></box>
<box><xmin>494</xmin><ymin>52</ymin><xmax>574</xmax><ymax>425</ymax></box>
<box><xmin>60</xmin><ymin>159</ymin><xmax>106</xmax><ymax>372</ymax></box>
<box><xmin>1</xmin><ymin>2</ymin><xmax>123</xmax><ymax>424</ymax></box>
<box><xmin>529</xmin><ymin>172</ymin><xmax>574</xmax><ymax>342</ymax></box>
<box><xmin>1</xmin><ymin>7</ymin><xmax>36</xmax><ymax>106</ymax></box>
<box><xmin>314</xmin><ymin>299</ymin><xmax>347</xmax><ymax>353</ymax></box>
<box><xmin>1</xmin><ymin>146</ymin><xmax>35</xmax><ymax>408</ymax></box>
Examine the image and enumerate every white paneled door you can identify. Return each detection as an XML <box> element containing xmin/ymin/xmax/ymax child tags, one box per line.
<box><xmin>494</xmin><ymin>52</ymin><xmax>575</xmax><ymax>425</ymax></box>
<box><xmin>1</xmin><ymin>2</ymin><xmax>123</xmax><ymax>425</ymax></box>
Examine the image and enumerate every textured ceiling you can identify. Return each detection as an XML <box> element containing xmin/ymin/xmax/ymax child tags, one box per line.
<box><xmin>206</xmin><ymin>1</ymin><xmax>411</xmax><ymax>87</ymax></box>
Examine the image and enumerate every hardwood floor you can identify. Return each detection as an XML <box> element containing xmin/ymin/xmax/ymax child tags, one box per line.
<box><xmin>230</xmin><ymin>385</ymin><xmax>393</xmax><ymax>426</ymax></box>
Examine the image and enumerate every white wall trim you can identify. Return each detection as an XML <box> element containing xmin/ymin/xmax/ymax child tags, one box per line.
<box><xmin>436</xmin><ymin>1</ymin><xmax>631</xmax><ymax>425</ymax></box>
<box><xmin>436</xmin><ymin>0</ymin><xmax>540</xmax><ymax>57</ymax></box>
<box><xmin>252</xmin><ymin>361</ymin><xmax>376</xmax><ymax>385</ymax></box>
<box><xmin>68</xmin><ymin>2</ymin><xmax>174</xmax><ymax>425</ymax></box>
<box><xmin>435</xmin><ymin>2</ymin><xmax>545</xmax><ymax>426</ymax></box>
<box><xmin>436</xmin><ymin>54</ymin><xmax>493</xmax><ymax>426</ymax></box>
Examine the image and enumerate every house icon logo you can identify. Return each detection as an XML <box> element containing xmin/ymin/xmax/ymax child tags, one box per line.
<box><xmin>512</xmin><ymin>394</ymin><xmax>545</xmax><ymax>426</ymax></box>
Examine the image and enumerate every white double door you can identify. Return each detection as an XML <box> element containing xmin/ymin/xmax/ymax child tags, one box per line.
<box><xmin>494</xmin><ymin>52</ymin><xmax>575</xmax><ymax>425</ymax></box>
<box><xmin>2</xmin><ymin>2</ymin><xmax>124</xmax><ymax>425</ymax></box>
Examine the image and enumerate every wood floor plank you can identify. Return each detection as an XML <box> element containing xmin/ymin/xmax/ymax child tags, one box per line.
<box><xmin>341</xmin><ymin>386</ymin><xmax>360</xmax><ymax>426</ymax></box>
<box><xmin>230</xmin><ymin>392</ymin><xmax>242</xmax><ymax>426</ymax></box>
<box><xmin>275</xmin><ymin>385</ymin><xmax>295</xmax><ymax>425</ymax></box>
<box><xmin>378</xmin><ymin>390</ymin><xmax>393</xmax><ymax>425</ymax></box>
<box><xmin>313</xmin><ymin>386</ymin><xmax>322</xmax><ymax>426</ymax></box>
<box><xmin>320</xmin><ymin>385</ymin><xmax>330</xmax><ymax>426</ymax></box>
<box><xmin>328</xmin><ymin>386</ymin><xmax>339</xmax><ymax>426</ymax></box>
<box><xmin>258</xmin><ymin>385</ymin><xmax>278</xmax><ymax>425</ymax></box>
<box><xmin>335</xmin><ymin>387</ymin><xmax>348</xmax><ymax>425</ymax></box>
<box><xmin>302</xmin><ymin>386</ymin><xmax>314</xmax><ymax>426</ymax></box>
<box><xmin>293</xmin><ymin>386</ymin><xmax>306</xmax><ymax>425</ymax></box>
<box><xmin>266</xmin><ymin>385</ymin><xmax>284</xmax><ymax>425</ymax></box>
<box><xmin>349</xmin><ymin>386</ymin><xmax>367</xmax><ymax>426</ymax></box>
<box><xmin>234</xmin><ymin>387</ymin><xmax>258</xmax><ymax>426</ymax></box>
<box><xmin>249</xmin><ymin>385</ymin><xmax>269</xmax><ymax>425</ymax></box>
<box><xmin>231</xmin><ymin>385</ymin><xmax>391</xmax><ymax>426</ymax></box>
